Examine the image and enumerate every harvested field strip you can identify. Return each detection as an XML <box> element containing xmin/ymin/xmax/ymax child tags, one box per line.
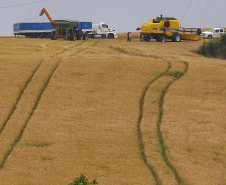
<box><xmin>0</xmin><ymin>61</ymin><xmax>42</xmax><ymax>136</ymax></box>
<box><xmin>157</xmin><ymin>61</ymin><xmax>188</xmax><ymax>185</ymax></box>
<box><xmin>137</xmin><ymin>62</ymin><xmax>171</xmax><ymax>185</ymax></box>
<box><xmin>0</xmin><ymin>59</ymin><xmax>60</xmax><ymax>169</ymax></box>
<box><xmin>138</xmin><ymin>60</ymin><xmax>188</xmax><ymax>185</ymax></box>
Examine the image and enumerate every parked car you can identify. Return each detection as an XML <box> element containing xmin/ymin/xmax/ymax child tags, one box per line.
<box><xmin>201</xmin><ymin>28</ymin><xmax>225</xmax><ymax>39</ymax></box>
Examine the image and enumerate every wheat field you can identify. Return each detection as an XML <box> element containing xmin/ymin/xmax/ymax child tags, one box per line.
<box><xmin>0</xmin><ymin>34</ymin><xmax>225</xmax><ymax>185</ymax></box>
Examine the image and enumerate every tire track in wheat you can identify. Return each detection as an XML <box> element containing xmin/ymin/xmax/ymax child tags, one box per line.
<box><xmin>138</xmin><ymin>60</ymin><xmax>188</xmax><ymax>185</ymax></box>
<box><xmin>137</xmin><ymin>62</ymin><xmax>171</xmax><ymax>185</ymax></box>
<box><xmin>0</xmin><ymin>61</ymin><xmax>42</xmax><ymax>136</ymax></box>
<box><xmin>156</xmin><ymin>61</ymin><xmax>188</xmax><ymax>185</ymax></box>
<box><xmin>111</xmin><ymin>44</ymin><xmax>188</xmax><ymax>184</ymax></box>
<box><xmin>108</xmin><ymin>44</ymin><xmax>169</xmax><ymax>184</ymax></box>
<box><xmin>109</xmin><ymin>45</ymin><xmax>163</xmax><ymax>59</ymax></box>
<box><xmin>0</xmin><ymin>58</ymin><xmax>60</xmax><ymax>169</ymax></box>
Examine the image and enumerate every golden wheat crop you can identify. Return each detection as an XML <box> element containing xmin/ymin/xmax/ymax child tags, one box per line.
<box><xmin>0</xmin><ymin>35</ymin><xmax>225</xmax><ymax>185</ymax></box>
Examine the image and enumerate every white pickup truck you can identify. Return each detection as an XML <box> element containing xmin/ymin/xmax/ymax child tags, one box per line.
<box><xmin>201</xmin><ymin>28</ymin><xmax>225</xmax><ymax>39</ymax></box>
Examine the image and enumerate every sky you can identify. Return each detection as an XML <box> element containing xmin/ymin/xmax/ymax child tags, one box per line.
<box><xmin>0</xmin><ymin>0</ymin><xmax>226</xmax><ymax>36</ymax></box>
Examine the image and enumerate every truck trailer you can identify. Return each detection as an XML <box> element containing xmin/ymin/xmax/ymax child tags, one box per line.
<box><xmin>13</xmin><ymin>22</ymin><xmax>55</xmax><ymax>38</ymax></box>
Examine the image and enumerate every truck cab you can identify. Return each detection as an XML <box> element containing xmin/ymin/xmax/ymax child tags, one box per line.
<box><xmin>201</xmin><ymin>28</ymin><xmax>225</xmax><ymax>39</ymax></box>
<box><xmin>91</xmin><ymin>22</ymin><xmax>117</xmax><ymax>38</ymax></box>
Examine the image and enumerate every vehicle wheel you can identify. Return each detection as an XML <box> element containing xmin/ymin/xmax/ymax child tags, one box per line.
<box><xmin>70</xmin><ymin>32</ymin><xmax>76</xmax><ymax>41</ymax></box>
<box><xmin>172</xmin><ymin>32</ymin><xmax>181</xmax><ymax>42</ymax></box>
<box><xmin>50</xmin><ymin>31</ymin><xmax>56</xmax><ymax>40</ymax></box>
<box><xmin>76</xmin><ymin>30</ymin><xmax>83</xmax><ymax>40</ymax></box>
<box><xmin>144</xmin><ymin>35</ymin><xmax>150</xmax><ymax>42</ymax></box>
<box><xmin>107</xmin><ymin>33</ymin><xmax>114</xmax><ymax>38</ymax></box>
<box><xmin>157</xmin><ymin>35</ymin><xmax>166</xmax><ymax>42</ymax></box>
<box><xmin>83</xmin><ymin>32</ymin><xmax>89</xmax><ymax>40</ymax></box>
<box><xmin>207</xmin><ymin>35</ymin><xmax>212</xmax><ymax>39</ymax></box>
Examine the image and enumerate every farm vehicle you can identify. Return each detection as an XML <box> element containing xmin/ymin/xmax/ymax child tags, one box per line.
<box><xmin>87</xmin><ymin>22</ymin><xmax>117</xmax><ymax>39</ymax></box>
<box><xmin>39</xmin><ymin>8</ymin><xmax>88</xmax><ymax>41</ymax></box>
<box><xmin>136</xmin><ymin>15</ymin><xmax>201</xmax><ymax>42</ymax></box>
<box><xmin>201</xmin><ymin>28</ymin><xmax>226</xmax><ymax>39</ymax></box>
<box><xmin>13</xmin><ymin>21</ymin><xmax>91</xmax><ymax>39</ymax></box>
<box><xmin>39</xmin><ymin>8</ymin><xmax>117</xmax><ymax>40</ymax></box>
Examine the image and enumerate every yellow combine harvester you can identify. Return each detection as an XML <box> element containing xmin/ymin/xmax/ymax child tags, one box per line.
<box><xmin>137</xmin><ymin>15</ymin><xmax>201</xmax><ymax>42</ymax></box>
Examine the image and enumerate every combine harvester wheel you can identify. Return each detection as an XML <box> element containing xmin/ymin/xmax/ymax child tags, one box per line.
<box><xmin>50</xmin><ymin>31</ymin><xmax>56</xmax><ymax>40</ymax></box>
<box><xmin>172</xmin><ymin>32</ymin><xmax>181</xmax><ymax>42</ymax></box>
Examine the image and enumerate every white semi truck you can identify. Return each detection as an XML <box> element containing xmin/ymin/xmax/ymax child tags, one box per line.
<box><xmin>85</xmin><ymin>22</ymin><xmax>117</xmax><ymax>39</ymax></box>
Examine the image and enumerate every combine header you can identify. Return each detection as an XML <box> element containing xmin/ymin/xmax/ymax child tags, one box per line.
<box><xmin>137</xmin><ymin>15</ymin><xmax>201</xmax><ymax>42</ymax></box>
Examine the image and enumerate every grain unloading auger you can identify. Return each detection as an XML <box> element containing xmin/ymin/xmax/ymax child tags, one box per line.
<box><xmin>137</xmin><ymin>15</ymin><xmax>201</xmax><ymax>42</ymax></box>
<box><xmin>39</xmin><ymin>8</ymin><xmax>87</xmax><ymax>41</ymax></box>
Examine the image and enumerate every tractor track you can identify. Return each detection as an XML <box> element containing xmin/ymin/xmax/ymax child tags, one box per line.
<box><xmin>156</xmin><ymin>61</ymin><xmax>188</xmax><ymax>185</ymax></box>
<box><xmin>0</xmin><ymin>61</ymin><xmax>43</xmax><ymax>136</ymax></box>
<box><xmin>109</xmin><ymin>45</ymin><xmax>163</xmax><ymax>59</ymax></box>
<box><xmin>0</xmin><ymin>58</ymin><xmax>60</xmax><ymax>169</ymax></box>
<box><xmin>137</xmin><ymin>59</ymin><xmax>188</xmax><ymax>185</ymax></box>
<box><xmin>0</xmin><ymin>39</ymin><xmax>107</xmax><ymax>171</ymax></box>
<box><xmin>110</xmin><ymin>44</ymin><xmax>188</xmax><ymax>184</ymax></box>
<box><xmin>53</xmin><ymin>46</ymin><xmax>74</xmax><ymax>57</ymax></box>
<box><xmin>52</xmin><ymin>40</ymin><xmax>100</xmax><ymax>57</ymax></box>
<box><xmin>137</xmin><ymin>62</ymin><xmax>171</xmax><ymax>185</ymax></box>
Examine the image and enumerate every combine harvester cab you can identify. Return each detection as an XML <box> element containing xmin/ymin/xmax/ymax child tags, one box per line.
<box><xmin>137</xmin><ymin>15</ymin><xmax>201</xmax><ymax>42</ymax></box>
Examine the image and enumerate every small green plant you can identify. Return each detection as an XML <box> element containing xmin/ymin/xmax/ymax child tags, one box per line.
<box><xmin>68</xmin><ymin>173</ymin><xmax>98</xmax><ymax>185</ymax></box>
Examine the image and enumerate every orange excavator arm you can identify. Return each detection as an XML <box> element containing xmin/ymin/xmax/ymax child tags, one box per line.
<box><xmin>39</xmin><ymin>8</ymin><xmax>53</xmax><ymax>22</ymax></box>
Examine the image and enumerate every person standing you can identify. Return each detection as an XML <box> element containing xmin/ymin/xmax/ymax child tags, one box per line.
<box><xmin>140</xmin><ymin>33</ymin><xmax>143</xmax><ymax>42</ymax></box>
<box><xmin>127</xmin><ymin>32</ymin><xmax>131</xmax><ymax>42</ymax></box>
